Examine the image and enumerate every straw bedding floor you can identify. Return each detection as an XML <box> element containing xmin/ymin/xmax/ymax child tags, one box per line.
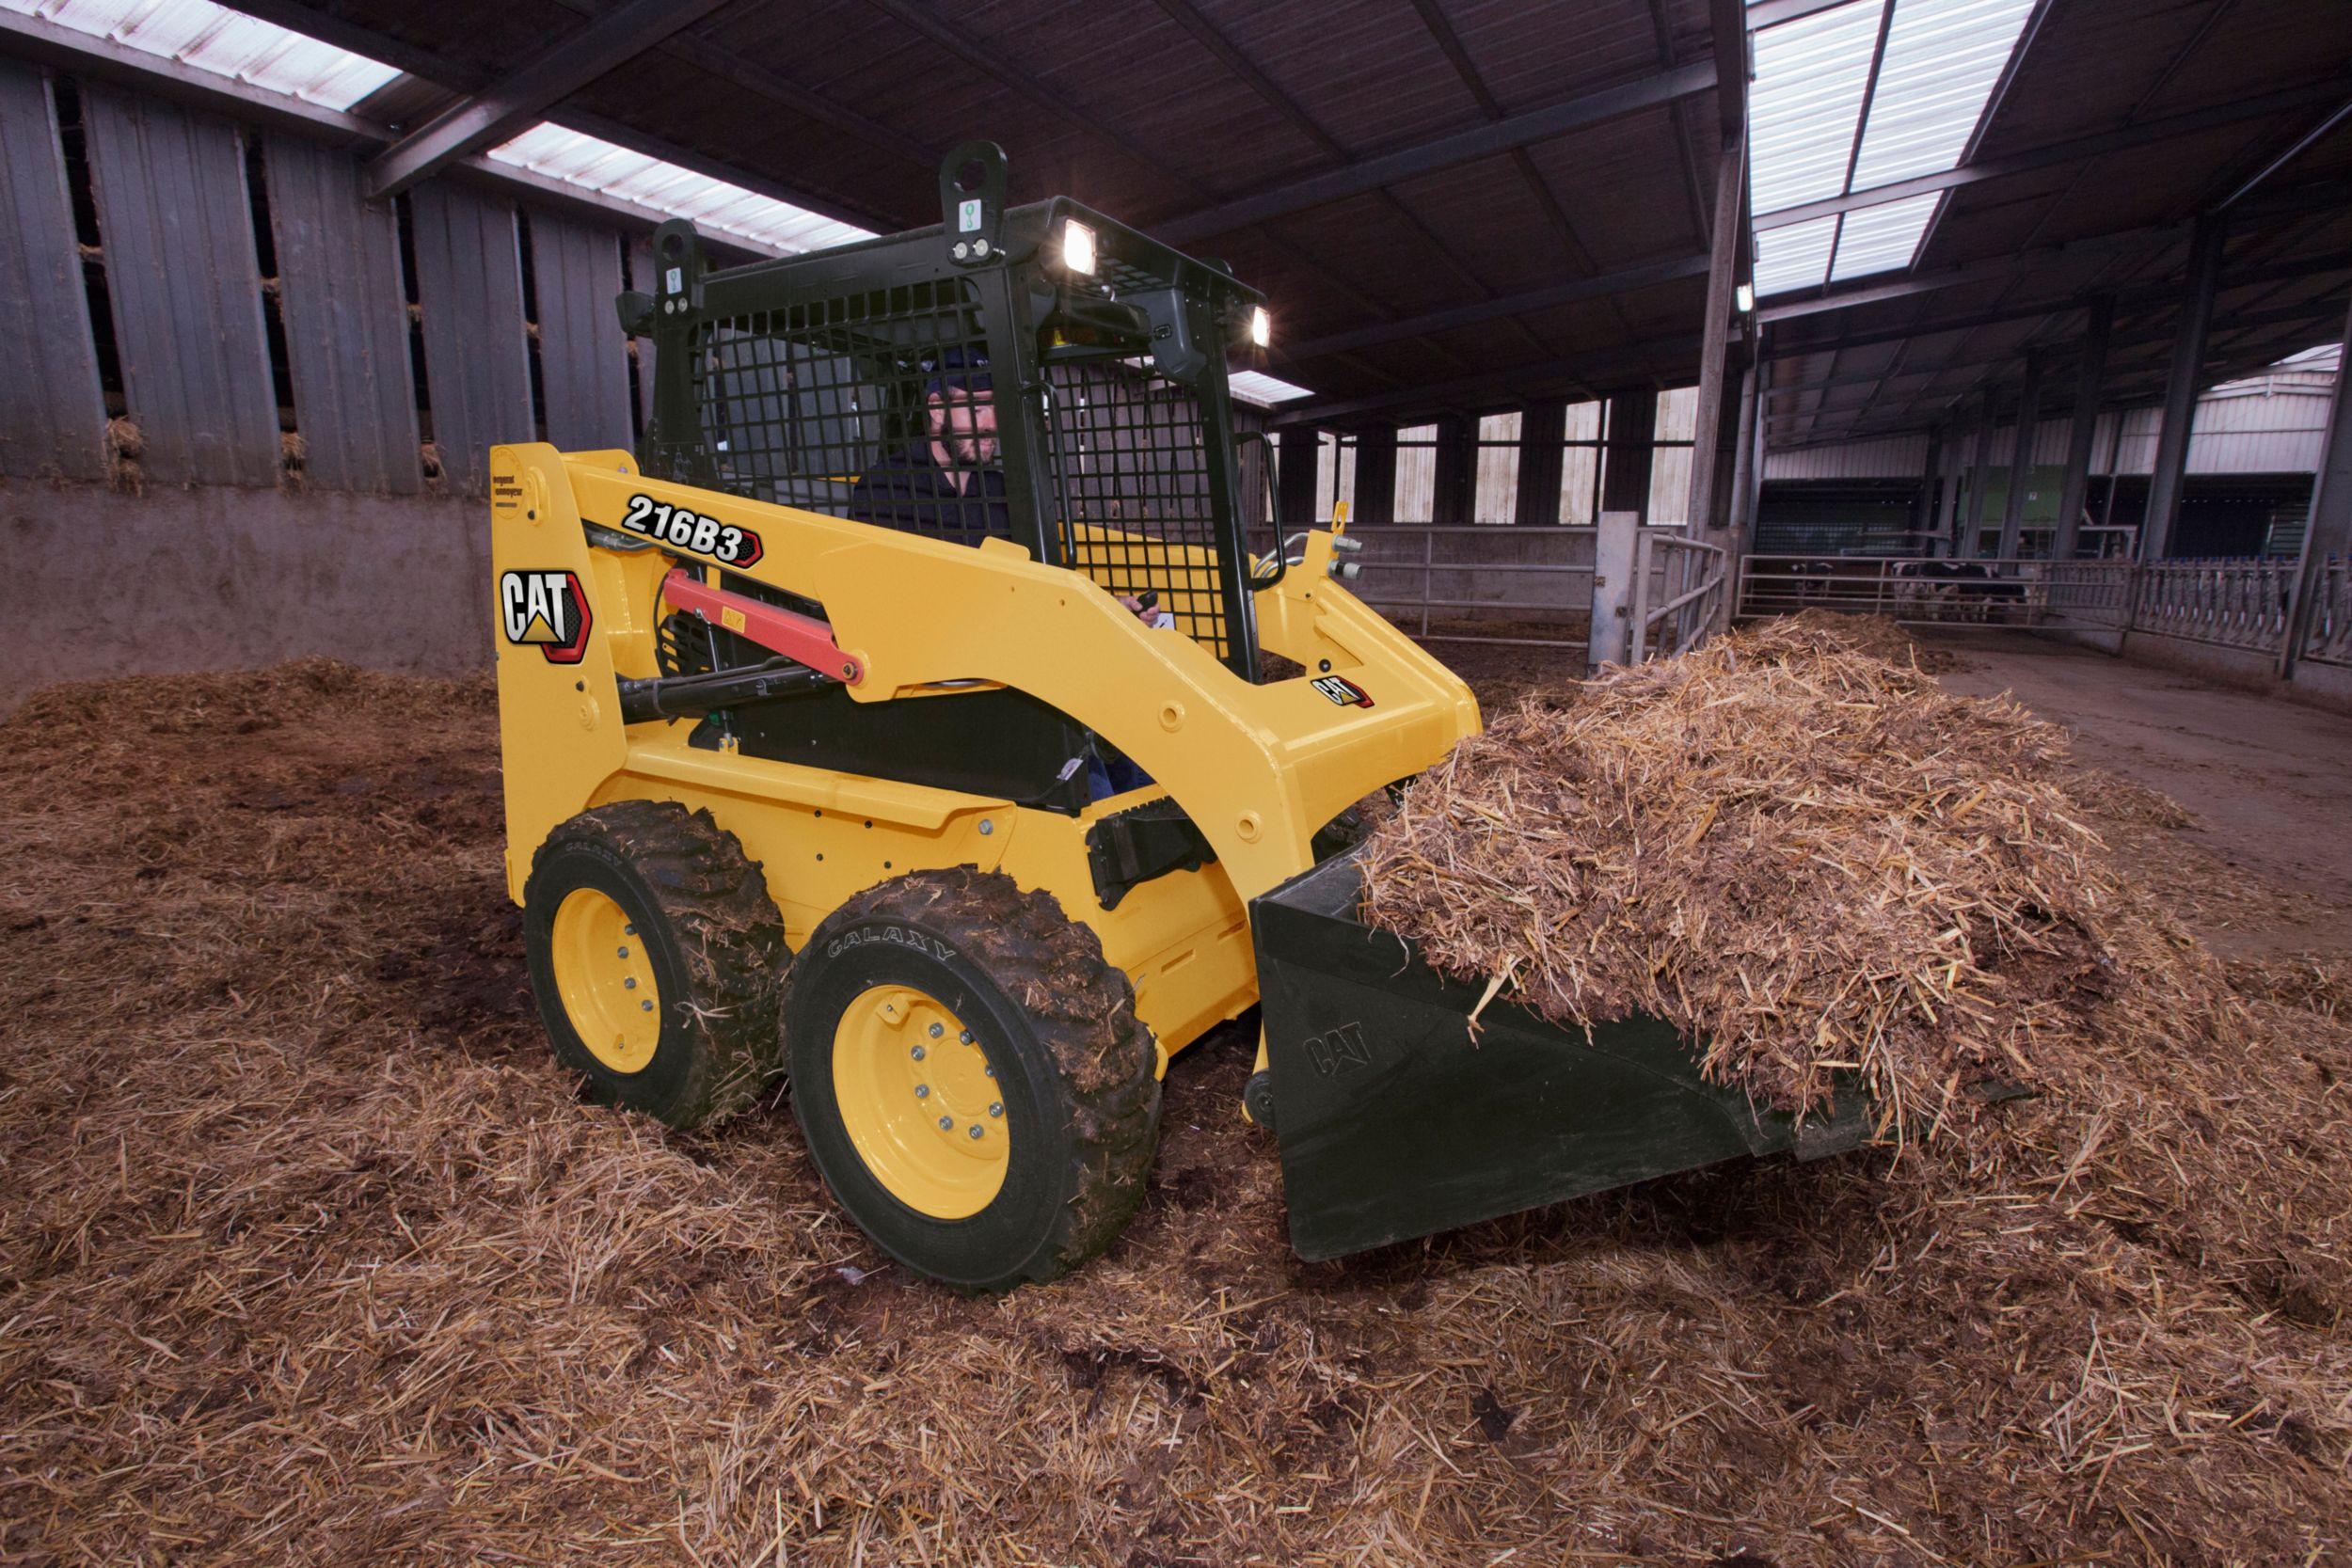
<box><xmin>2</xmin><ymin>641</ymin><xmax>2347</xmax><ymax>1566</ymax></box>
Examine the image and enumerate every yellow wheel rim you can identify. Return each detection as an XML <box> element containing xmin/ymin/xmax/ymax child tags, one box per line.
<box><xmin>833</xmin><ymin>983</ymin><xmax>1008</xmax><ymax>1219</ymax></box>
<box><xmin>550</xmin><ymin>887</ymin><xmax>661</xmax><ymax>1073</ymax></box>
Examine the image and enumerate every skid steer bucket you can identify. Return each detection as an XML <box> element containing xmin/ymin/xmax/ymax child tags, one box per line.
<box><xmin>1249</xmin><ymin>845</ymin><xmax>1872</xmax><ymax>1261</ymax></box>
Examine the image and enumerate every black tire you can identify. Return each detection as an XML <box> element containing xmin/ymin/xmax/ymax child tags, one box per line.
<box><xmin>523</xmin><ymin>800</ymin><xmax>787</xmax><ymax>1129</ymax></box>
<box><xmin>785</xmin><ymin>867</ymin><xmax>1161</xmax><ymax>1291</ymax></box>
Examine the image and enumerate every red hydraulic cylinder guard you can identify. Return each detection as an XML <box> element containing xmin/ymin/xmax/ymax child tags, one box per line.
<box><xmin>661</xmin><ymin>569</ymin><xmax>865</xmax><ymax>685</ymax></box>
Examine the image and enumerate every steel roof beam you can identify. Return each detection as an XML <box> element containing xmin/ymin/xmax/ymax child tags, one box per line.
<box><xmin>1265</xmin><ymin>334</ymin><xmax>1705</xmax><ymax>428</ymax></box>
<box><xmin>1755</xmin><ymin>80</ymin><xmax>2352</xmax><ymax>233</ymax></box>
<box><xmin>362</xmin><ymin>0</ymin><xmax>735</xmax><ymax>198</ymax></box>
<box><xmin>1279</xmin><ymin>253</ymin><xmax>1712</xmax><ymax>363</ymax></box>
<box><xmin>1155</xmin><ymin>60</ymin><xmax>1717</xmax><ymax>245</ymax></box>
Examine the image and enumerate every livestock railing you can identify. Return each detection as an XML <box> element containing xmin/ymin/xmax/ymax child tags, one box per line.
<box><xmin>2131</xmin><ymin>561</ymin><xmax>2295</xmax><ymax>653</ymax></box>
<box><xmin>1735</xmin><ymin>555</ymin><xmax>2134</xmax><ymax>630</ymax></box>
<box><xmin>2302</xmin><ymin>558</ymin><xmax>2352</xmax><ymax>668</ymax></box>
<box><xmin>1630</xmin><ymin>533</ymin><xmax>1728</xmax><ymax>660</ymax></box>
<box><xmin>1734</xmin><ymin>552</ymin><xmax>2351</xmax><ymax>670</ymax></box>
<box><xmin>1251</xmin><ymin>523</ymin><xmax>1591</xmax><ymax>648</ymax></box>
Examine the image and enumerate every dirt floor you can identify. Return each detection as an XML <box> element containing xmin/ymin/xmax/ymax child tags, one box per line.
<box><xmin>1931</xmin><ymin>629</ymin><xmax>2352</xmax><ymax>959</ymax></box>
<box><xmin>2</xmin><ymin>640</ymin><xmax>2347</xmax><ymax>1566</ymax></box>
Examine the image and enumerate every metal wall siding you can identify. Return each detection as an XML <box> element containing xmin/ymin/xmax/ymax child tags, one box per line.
<box><xmin>0</xmin><ymin>61</ymin><xmax>107</xmax><ymax>482</ymax></box>
<box><xmin>529</xmin><ymin>206</ymin><xmax>632</xmax><ymax>452</ymax></box>
<box><xmin>408</xmin><ymin>179</ymin><xmax>532</xmax><ymax>496</ymax></box>
<box><xmin>264</xmin><ymin>133</ymin><xmax>419</xmax><ymax>494</ymax></box>
<box><xmin>83</xmin><ymin>86</ymin><xmax>278</xmax><ymax>488</ymax></box>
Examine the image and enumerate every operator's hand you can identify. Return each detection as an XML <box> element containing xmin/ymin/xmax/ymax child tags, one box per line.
<box><xmin>1115</xmin><ymin>594</ymin><xmax>1157</xmax><ymax>624</ymax></box>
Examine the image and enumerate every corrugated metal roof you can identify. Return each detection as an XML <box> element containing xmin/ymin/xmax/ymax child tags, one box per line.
<box><xmin>1747</xmin><ymin>0</ymin><xmax>1884</xmax><ymax>214</ymax></box>
<box><xmin>1828</xmin><ymin>190</ymin><xmax>1940</xmax><ymax>278</ymax></box>
<box><xmin>1750</xmin><ymin>0</ymin><xmax>2041</xmax><ymax>293</ymax></box>
<box><xmin>3</xmin><ymin>0</ymin><xmax>400</xmax><ymax>108</ymax></box>
<box><xmin>1230</xmin><ymin>371</ymin><xmax>1314</xmax><ymax>406</ymax></box>
<box><xmin>1756</xmin><ymin>213</ymin><xmax>1838</xmax><ymax>293</ymax></box>
<box><xmin>485</xmin><ymin>124</ymin><xmax>874</xmax><ymax>256</ymax></box>
<box><xmin>1848</xmin><ymin>0</ymin><xmax>2034</xmax><ymax>189</ymax></box>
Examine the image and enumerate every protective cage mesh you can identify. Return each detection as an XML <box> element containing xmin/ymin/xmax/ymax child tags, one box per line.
<box><xmin>1041</xmin><ymin>361</ymin><xmax>1234</xmax><ymax>661</ymax></box>
<box><xmin>688</xmin><ymin>279</ymin><xmax>1006</xmax><ymax>547</ymax></box>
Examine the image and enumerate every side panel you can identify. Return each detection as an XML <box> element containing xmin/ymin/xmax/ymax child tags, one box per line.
<box><xmin>528</xmin><ymin>207</ymin><xmax>632</xmax><ymax>451</ymax></box>
<box><xmin>265</xmin><ymin>133</ymin><xmax>420</xmax><ymax>495</ymax></box>
<box><xmin>411</xmin><ymin>180</ymin><xmax>533</xmax><ymax>497</ymax></box>
<box><xmin>0</xmin><ymin>60</ymin><xmax>106</xmax><ymax>483</ymax></box>
<box><xmin>83</xmin><ymin>86</ymin><xmax>278</xmax><ymax>488</ymax></box>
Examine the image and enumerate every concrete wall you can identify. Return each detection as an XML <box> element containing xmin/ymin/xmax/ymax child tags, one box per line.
<box><xmin>1</xmin><ymin>482</ymin><xmax>487</xmax><ymax>712</ymax></box>
<box><xmin>2053</xmin><ymin>625</ymin><xmax>2352</xmax><ymax>718</ymax></box>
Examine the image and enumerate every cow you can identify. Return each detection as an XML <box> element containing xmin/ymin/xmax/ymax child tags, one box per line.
<box><xmin>1890</xmin><ymin>560</ymin><xmax>2026</xmax><ymax>624</ymax></box>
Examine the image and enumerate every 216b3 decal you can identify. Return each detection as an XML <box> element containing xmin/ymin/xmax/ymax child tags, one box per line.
<box><xmin>500</xmin><ymin>570</ymin><xmax>593</xmax><ymax>664</ymax></box>
<box><xmin>617</xmin><ymin>493</ymin><xmax>763</xmax><ymax>565</ymax></box>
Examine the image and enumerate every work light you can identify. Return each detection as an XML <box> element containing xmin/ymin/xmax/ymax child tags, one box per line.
<box><xmin>1061</xmin><ymin>218</ymin><xmax>1097</xmax><ymax>276</ymax></box>
<box><xmin>1249</xmin><ymin>305</ymin><xmax>1270</xmax><ymax>348</ymax></box>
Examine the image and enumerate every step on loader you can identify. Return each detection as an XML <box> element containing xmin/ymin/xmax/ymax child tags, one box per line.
<box><xmin>493</xmin><ymin>142</ymin><xmax>1870</xmax><ymax>1291</ymax></box>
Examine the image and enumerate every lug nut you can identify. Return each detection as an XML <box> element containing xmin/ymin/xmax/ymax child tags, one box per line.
<box><xmin>929</xmin><ymin>1022</ymin><xmax>944</xmax><ymax>1038</ymax></box>
<box><xmin>641</xmin><ymin>1000</ymin><xmax>654</xmax><ymax>1012</ymax></box>
<box><xmin>914</xmin><ymin>1084</ymin><xmax>930</xmax><ymax>1099</ymax></box>
<box><xmin>968</xmin><ymin>1125</ymin><xmax>984</xmax><ymax>1140</ymax></box>
<box><xmin>912</xmin><ymin>1045</ymin><xmax>927</xmax><ymax>1061</ymax></box>
<box><xmin>616</xmin><ymin>946</ymin><xmax>629</xmax><ymax>958</ymax></box>
<box><xmin>984</xmin><ymin>1063</ymin><xmax>995</xmax><ymax>1078</ymax></box>
<box><xmin>937</xmin><ymin>1115</ymin><xmax>953</xmax><ymax>1131</ymax></box>
<box><xmin>989</xmin><ymin>1102</ymin><xmax>1003</xmax><ymax>1117</ymax></box>
<box><xmin>960</xmin><ymin>1030</ymin><xmax>975</xmax><ymax>1045</ymax></box>
<box><xmin>624</xmin><ymin>924</ymin><xmax>636</xmax><ymax>936</ymax></box>
<box><xmin>623</xmin><ymin>977</ymin><xmax>637</xmax><ymax>990</ymax></box>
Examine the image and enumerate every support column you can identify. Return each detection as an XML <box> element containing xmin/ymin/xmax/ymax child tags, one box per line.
<box><xmin>1430</xmin><ymin>414</ymin><xmax>1476</xmax><ymax>526</ymax></box>
<box><xmin>1967</xmin><ymin>400</ymin><xmax>2002</xmax><ymax>557</ymax></box>
<box><xmin>2280</xmin><ymin>292</ymin><xmax>2352</xmax><ymax>678</ymax></box>
<box><xmin>1726</xmin><ymin>356</ymin><xmax>1760</xmax><ymax>550</ymax></box>
<box><xmin>1998</xmin><ymin>351</ymin><xmax>2043</xmax><ymax>561</ymax></box>
<box><xmin>1589</xmin><ymin>509</ymin><xmax>1639</xmax><ymax>673</ymax></box>
<box><xmin>1276</xmin><ymin>426</ymin><xmax>1319</xmax><ymax>527</ymax></box>
<box><xmin>1601</xmin><ymin>391</ymin><xmax>1656</xmax><ymax>521</ymax></box>
<box><xmin>1918</xmin><ymin>427</ymin><xmax>1945</xmax><ymax>549</ymax></box>
<box><xmin>2144</xmin><ymin>215</ymin><xmax>2227</xmax><ymax>561</ymax></box>
<box><xmin>1353</xmin><ymin>426</ymin><xmax>1397</xmax><ymax>525</ymax></box>
<box><xmin>1514</xmin><ymin>402</ymin><xmax>1566</xmax><ymax>527</ymax></box>
<box><xmin>2052</xmin><ymin>295</ymin><xmax>2113</xmax><ymax>562</ymax></box>
<box><xmin>1683</xmin><ymin>129</ymin><xmax>1747</xmax><ymax>546</ymax></box>
<box><xmin>1936</xmin><ymin>433</ymin><xmax>1965</xmax><ymax>558</ymax></box>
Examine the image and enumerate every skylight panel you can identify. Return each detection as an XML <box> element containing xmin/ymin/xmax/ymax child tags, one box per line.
<box><xmin>1848</xmin><ymin>0</ymin><xmax>2036</xmax><ymax>190</ymax></box>
<box><xmin>5</xmin><ymin>0</ymin><xmax>402</xmax><ymax>109</ymax></box>
<box><xmin>1828</xmin><ymin>192</ymin><xmax>1941</xmax><ymax>279</ymax></box>
<box><xmin>1747</xmin><ymin>0</ymin><xmax>1886</xmax><ymax>214</ymax></box>
<box><xmin>1229</xmin><ymin>371</ymin><xmax>1314</xmax><ymax>406</ymax></box>
<box><xmin>487</xmin><ymin>125</ymin><xmax>874</xmax><ymax>256</ymax></box>
<box><xmin>1755</xmin><ymin>214</ymin><xmax>1839</xmax><ymax>294</ymax></box>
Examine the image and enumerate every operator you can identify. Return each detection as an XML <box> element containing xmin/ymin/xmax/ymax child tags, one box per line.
<box><xmin>848</xmin><ymin>347</ymin><xmax>1164</xmax><ymax>626</ymax></box>
<box><xmin>848</xmin><ymin>345</ymin><xmax>1158</xmax><ymax>800</ymax></box>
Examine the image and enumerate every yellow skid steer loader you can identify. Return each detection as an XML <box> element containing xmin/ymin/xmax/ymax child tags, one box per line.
<box><xmin>493</xmin><ymin>143</ymin><xmax>1869</xmax><ymax>1291</ymax></box>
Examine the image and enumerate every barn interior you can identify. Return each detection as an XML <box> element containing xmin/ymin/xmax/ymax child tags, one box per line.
<box><xmin>3</xmin><ymin>1</ymin><xmax>2351</xmax><ymax>1563</ymax></box>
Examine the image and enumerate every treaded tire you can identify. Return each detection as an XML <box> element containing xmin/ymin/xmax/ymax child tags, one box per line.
<box><xmin>523</xmin><ymin>800</ymin><xmax>787</xmax><ymax>1129</ymax></box>
<box><xmin>785</xmin><ymin>867</ymin><xmax>1161</xmax><ymax>1291</ymax></box>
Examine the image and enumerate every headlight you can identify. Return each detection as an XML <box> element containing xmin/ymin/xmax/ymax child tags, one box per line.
<box><xmin>1249</xmin><ymin>305</ymin><xmax>1270</xmax><ymax>348</ymax></box>
<box><xmin>1061</xmin><ymin>219</ymin><xmax>1097</xmax><ymax>277</ymax></box>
